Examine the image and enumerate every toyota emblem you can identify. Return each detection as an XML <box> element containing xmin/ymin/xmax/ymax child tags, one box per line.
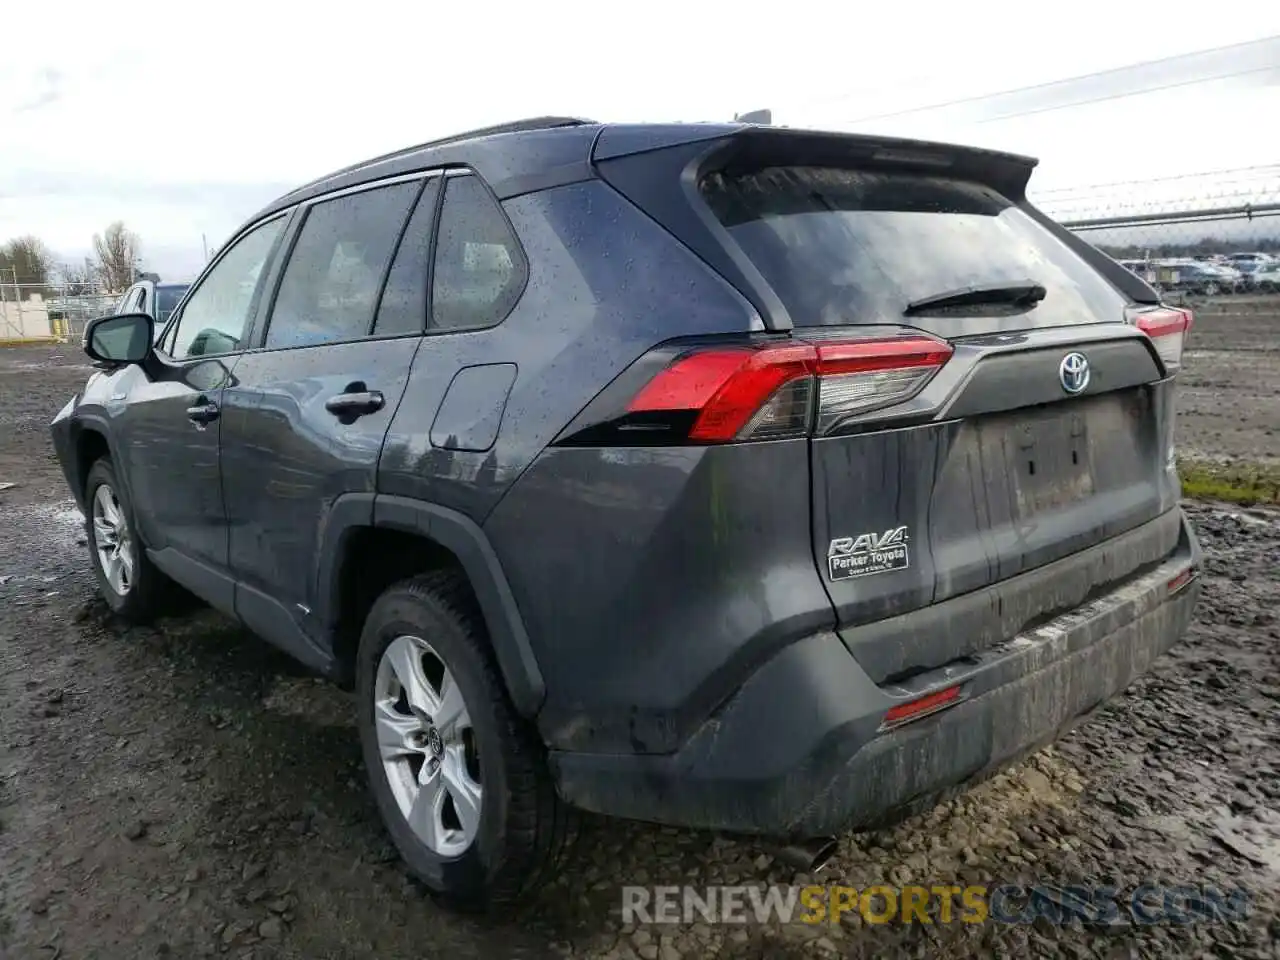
<box><xmin>1059</xmin><ymin>352</ymin><xmax>1090</xmax><ymax>395</ymax></box>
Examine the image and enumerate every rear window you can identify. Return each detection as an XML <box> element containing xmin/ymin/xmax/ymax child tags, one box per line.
<box><xmin>700</xmin><ymin>166</ymin><xmax>1126</xmax><ymax>327</ymax></box>
<box><xmin>155</xmin><ymin>285</ymin><xmax>188</xmax><ymax>324</ymax></box>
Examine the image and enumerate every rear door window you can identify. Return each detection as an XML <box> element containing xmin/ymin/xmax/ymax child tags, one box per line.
<box><xmin>700</xmin><ymin>166</ymin><xmax>1126</xmax><ymax>327</ymax></box>
<box><xmin>264</xmin><ymin>181</ymin><xmax>419</xmax><ymax>349</ymax></box>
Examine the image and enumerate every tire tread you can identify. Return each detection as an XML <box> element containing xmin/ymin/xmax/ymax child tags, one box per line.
<box><xmin>371</xmin><ymin>571</ymin><xmax>577</xmax><ymax>908</ymax></box>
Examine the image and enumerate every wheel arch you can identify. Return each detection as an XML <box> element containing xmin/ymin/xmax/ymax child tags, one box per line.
<box><xmin>316</xmin><ymin>494</ymin><xmax>545</xmax><ymax>717</ymax></box>
<box><xmin>67</xmin><ymin>415</ymin><xmax>129</xmax><ymax>511</ymax></box>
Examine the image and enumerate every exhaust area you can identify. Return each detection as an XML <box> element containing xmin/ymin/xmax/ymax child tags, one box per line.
<box><xmin>767</xmin><ymin>836</ymin><xmax>838</xmax><ymax>873</ymax></box>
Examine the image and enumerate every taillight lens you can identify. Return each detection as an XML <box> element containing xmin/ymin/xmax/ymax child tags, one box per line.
<box><xmin>622</xmin><ymin>335</ymin><xmax>952</xmax><ymax>443</ymax></box>
<box><xmin>627</xmin><ymin>344</ymin><xmax>815</xmax><ymax>442</ymax></box>
<box><xmin>813</xmin><ymin>338</ymin><xmax>955</xmax><ymax>435</ymax></box>
<box><xmin>1129</xmin><ymin>305</ymin><xmax>1192</xmax><ymax>372</ymax></box>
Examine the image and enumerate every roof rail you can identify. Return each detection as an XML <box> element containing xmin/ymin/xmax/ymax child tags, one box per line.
<box><xmin>283</xmin><ymin>116</ymin><xmax>597</xmax><ymax>200</ymax></box>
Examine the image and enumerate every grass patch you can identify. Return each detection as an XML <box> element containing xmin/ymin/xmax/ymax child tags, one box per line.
<box><xmin>1178</xmin><ymin>458</ymin><xmax>1280</xmax><ymax>506</ymax></box>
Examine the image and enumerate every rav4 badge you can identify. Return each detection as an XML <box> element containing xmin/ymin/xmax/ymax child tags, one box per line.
<box><xmin>828</xmin><ymin>526</ymin><xmax>911</xmax><ymax>581</ymax></box>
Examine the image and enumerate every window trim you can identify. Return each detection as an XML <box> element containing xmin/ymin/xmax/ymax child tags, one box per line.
<box><xmin>249</xmin><ymin>171</ymin><xmax>437</xmax><ymax>353</ymax></box>
<box><xmin>427</xmin><ymin>168</ymin><xmax>530</xmax><ymax>334</ymax></box>
<box><xmin>371</xmin><ymin>174</ymin><xmax>445</xmax><ymax>340</ymax></box>
<box><xmin>155</xmin><ymin>210</ymin><xmax>294</xmax><ymax>363</ymax></box>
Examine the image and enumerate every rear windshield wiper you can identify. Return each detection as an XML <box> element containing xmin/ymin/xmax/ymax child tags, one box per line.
<box><xmin>904</xmin><ymin>281</ymin><xmax>1047</xmax><ymax>316</ymax></box>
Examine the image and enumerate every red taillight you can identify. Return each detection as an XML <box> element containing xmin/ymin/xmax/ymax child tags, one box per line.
<box><xmin>881</xmin><ymin>684</ymin><xmax>963</xmax><ymax>729</ymax></box>
<box><xmin>625</xmin><ymin>335</ymin><xmax>952</xmax><ymax>443</ymax></box>
<box><xmin>813</xmin><ymin>338</ymin><xmax>955</xmax><ymax>376</ymax></box>
<box><xmin>1131</xmin><ymin>305</ymin><xmax>1192</xmax><ymax>372</ymax></box>
<box><xmin>627</xmin><ymin>344</ymin><xmax>814</xmax><ymax>442</ymax></box>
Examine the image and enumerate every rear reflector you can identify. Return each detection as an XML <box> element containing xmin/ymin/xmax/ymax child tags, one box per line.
<box><xmin>881</xmin><ymin>684</ymin><xmax>963</xmax><ymax>729</ymax></box>
<box><xmin>625</xmin><ymin>335</ymin><xmax>952</xmax><ymax>443</ymax></box>
<box><xmin>1129</xmin><ymin>305</ymin><xmax>1192</xmax><ymax>372</ymax></box>
<box><xmin>1167</xmin><ymin>568</ymin><xmax>1195</xmax><ymax>594</ymax></box>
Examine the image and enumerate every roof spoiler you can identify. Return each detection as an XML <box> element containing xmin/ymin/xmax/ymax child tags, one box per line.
<box><xmin>594</xmin><ymin>123</ymin><xmax>1039</xmax><ymax>201</ymax></box>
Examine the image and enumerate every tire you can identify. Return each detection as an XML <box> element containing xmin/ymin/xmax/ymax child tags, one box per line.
<box><xmin>356</xmin><ymin>571</ymin><xmax>575</xmax><ymax>908</ymax></box>
<box><xmin>84</xmin><ymin>458</ymin><xmax>171</xmax><ymax>621</ymax></box>
<box><xmin>1203</xmin><ymin>282</ymin><xmax>1220</xmax><ymax>297</ymax></box>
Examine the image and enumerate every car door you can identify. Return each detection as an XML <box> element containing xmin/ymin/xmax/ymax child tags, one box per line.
<box><xmin>115</xmin><ymin>213</ymin><xmax>291</xmax><ymax>610</ymax></box>
<box><xmin>218</xmin><ymin>175</ymin><xmax>437</xmax><ymax>648</ymax></box>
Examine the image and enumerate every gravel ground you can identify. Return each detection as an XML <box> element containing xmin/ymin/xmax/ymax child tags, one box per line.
<box><xmin>1</xmin><ymin>305</ymin><xmax>1278</xmax><ymax>959</ymax></box>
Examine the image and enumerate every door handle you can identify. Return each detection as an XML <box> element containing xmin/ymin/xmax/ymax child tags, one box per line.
<box><xmin>186</xmin><ymin>398</ymin><xmax>219</xmax><ymax>425</ymax></box>
<box><xmin>325</xmin><ymin>383</ymin><xmax>385</xmax><ymax>420</ymax></box>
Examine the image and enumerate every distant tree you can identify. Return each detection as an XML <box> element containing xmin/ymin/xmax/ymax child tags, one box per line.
<box><xmin>59</xmin><ymin>258</ymin><xmax>99</xmax><ymax>296</ymax></box>
<box><xmin>0</xmin><ymin>235</ymin><xmax>55</xmax><ymax>291</ymax></box>
<box><xmin>92</xmin><ymin>221</ymin><xmax>141</xmax><ymax>293</ymax></box>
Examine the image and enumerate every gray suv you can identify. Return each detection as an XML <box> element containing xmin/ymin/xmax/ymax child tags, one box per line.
<box><xmin>51</xmin><ymin>117</ymin><xmax>1202</xmax><ymax>907</ymax></box>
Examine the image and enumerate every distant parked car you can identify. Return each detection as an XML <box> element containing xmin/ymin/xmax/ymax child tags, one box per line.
<box><xmin>1225</xmin><ymin>252</ymin><xmax>1275</xmax><ymax>267</ymax></box>
<box><xmin>1250</xmin><ymin>262</ymin><xmax>1280</xmax><ymax>292</ymax></box>
<box><xmin>113</xmin><ymin>279</ymin><xmax>192</xmax><ymax>327</ymax></box>
<box><xmin>1165</xmin><ymin>261</ymin><xmax>1235</xmax><ymax>296</ymax></box>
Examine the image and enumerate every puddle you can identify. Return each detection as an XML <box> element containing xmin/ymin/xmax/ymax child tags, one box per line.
<box><xmin>1</xmin><ymin>500</ymin><xmax>85</xmax><ymax>575</ymax></box>
<box><xmin>17</xmin><ymin>499</ymin><xmax>85</xmax><ymax>537</ymax></box>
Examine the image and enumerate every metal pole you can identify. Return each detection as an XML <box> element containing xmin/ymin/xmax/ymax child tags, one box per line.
<box><xmin>12</xmin><ymin>267</ymin><xmax>22</xmax><ymax>336</ymax></box>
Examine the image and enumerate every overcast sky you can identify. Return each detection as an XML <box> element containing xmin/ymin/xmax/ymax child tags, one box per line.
<box><xmin>3</xmin><ymin>2</ymin><xmax>1279</xmax><ymax>279</ymax></box>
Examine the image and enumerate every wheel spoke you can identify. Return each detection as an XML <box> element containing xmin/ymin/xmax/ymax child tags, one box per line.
<box><xmin>430</xmin><ymin>670</ymin><xmax>469</xmax><ymax>739</ymax></box>
<box><xmin>93</xmin><ymin>519</ymin><xmax>116</xmax><ymax>545</ymax></box>
<box><xmin>441</xmin><ymin>746</ymin><xmax>482</xmax><ymax>840</ymax></box>
<box><xmin>406</xmin><ymin>771</ymin><xmax>446</xmax><ymax>850</ymax></box>
<box><xmin>383</xmin><ymin>636</ymin><xmax>433</xmax><ymax>716</ymax></box>
<box><xmin>374</xmin><ymin>700</ymin><xmax>422</xmax><ymax>761</ymax></box>
<box><xmin>105</xmin><ymin>552</ymin><xmax>123</xmax><ymax>592</ymax></box>
<box><xmin>99</xmin><ymin>491</ymin><xmax>121</xmax><ymax>528</ymax></box>
<box><xmin>118</xmin><ymin>546</ymin><xmax>134</xmax><ymax>584</ymax></box>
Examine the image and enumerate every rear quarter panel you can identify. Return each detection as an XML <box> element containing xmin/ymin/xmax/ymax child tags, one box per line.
<box><xmin>377</xmin><ymin>179</ymin><xmax>762</xmax><ymax>520</ymax></box>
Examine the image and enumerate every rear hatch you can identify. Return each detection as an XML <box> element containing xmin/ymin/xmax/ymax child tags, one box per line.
<box><xmin>596</xmin><ymin>126</ymin><xmax>1188</xmax><ymax>679</ymax></box>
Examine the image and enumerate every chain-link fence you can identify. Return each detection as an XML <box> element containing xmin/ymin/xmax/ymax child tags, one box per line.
<box><xmin>0</xmin><ymin>281</ymin><xmax>121</xmax><ymax>342</ymax></box>
<box><xmin>1040</xmin><ymin>166</ymin><xmax>1280</xmax><ymax>303</ymax></box>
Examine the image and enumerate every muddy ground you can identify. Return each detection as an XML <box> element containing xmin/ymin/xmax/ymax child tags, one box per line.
<box><xmin>1174</xmin><ymin>297</ymin><xmax>1280</xmax><ymax>465</ymax></box>
<box><xmin>1</xmin><ymin>304</ymin><xmax>1278</xmax><ymax>959</ymax></box>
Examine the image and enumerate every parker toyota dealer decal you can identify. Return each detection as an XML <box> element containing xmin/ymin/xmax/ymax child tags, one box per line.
<box><xmin>828</xmin><ymin>526</ymin><xmax>910</xmax><ymax>581</ymax></box>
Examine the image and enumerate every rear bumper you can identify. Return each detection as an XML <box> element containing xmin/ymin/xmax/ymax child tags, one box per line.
<box><xmin>550</xmin><ymin>510</ymin><xmax>1201</xmax><ymax>836</ymax></box>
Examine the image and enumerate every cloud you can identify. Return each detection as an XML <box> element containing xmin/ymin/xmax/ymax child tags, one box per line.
<box><xmin>4</xmin><ymin>1</ymin><xmax>1280</xmax><ymax>272</ymax></box>
<box><xmin>13</xmin><ymin>67</ymin><xmax>63</xmax><ymax>113</ymax></box>
<box><xmin>0</xmin><ymin>169</ymin><xmax>292</xmax><ymax>208</ymax></box>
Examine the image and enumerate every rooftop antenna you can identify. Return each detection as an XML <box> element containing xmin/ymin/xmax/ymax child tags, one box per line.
<box><xmin>734</xmin><ymin>109</ymin><xmax>772</xmax><ymax>125</ymax></box>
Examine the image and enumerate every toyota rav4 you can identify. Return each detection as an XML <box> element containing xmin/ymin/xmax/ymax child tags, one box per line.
<box><xmin>51</xmin><ymin>117</ymin><xmax>1202</xmax><ymax>906</ymax></box>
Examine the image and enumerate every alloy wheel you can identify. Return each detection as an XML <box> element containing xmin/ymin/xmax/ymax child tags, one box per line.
<box><xmin>91</xmin><ymin>484</ymin><xmax>133</xmax><ymax>596</ymax></box>
<box><xmin>374</xmin><ymin>634</ymin><xmax>482</xmax><ymax>857</ymax></box>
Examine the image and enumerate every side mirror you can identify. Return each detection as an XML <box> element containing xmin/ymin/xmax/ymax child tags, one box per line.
<box><xmin>84</xmin><ymin>312</ymin><xmax>154</xmax><ymax>366</ymax></box>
